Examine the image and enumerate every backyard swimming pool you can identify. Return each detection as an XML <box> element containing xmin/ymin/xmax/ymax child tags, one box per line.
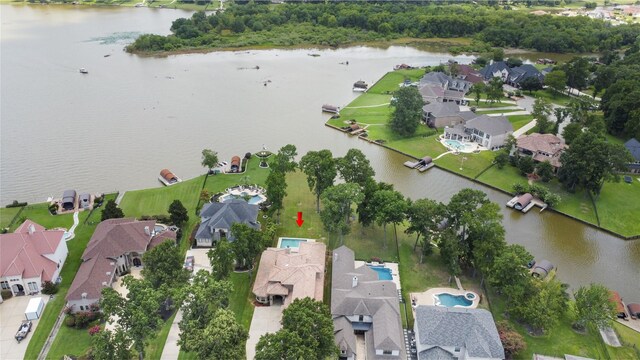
<box><xmin>434</xmin><ymin>293</ymin><xmax>473</xmax><ymax>308</ymax></box>
<box><xmin>444</xmin><ymin>139</ymin><xmax>474</xmax><ymax>151</ymax></box>
<box><xmin>278</xmin><ymin>237</ymin><xmax>313</xmax><ymax>249</ymax></box>
<box><xmin>220</xmin><ymin>193</ymin><xmax>265</xmax><ymax>205</ymax></box>
<box><xmin>367</xmin><ymin>265</ymin><xmax>393</xmax><ymax>280</ymax></box>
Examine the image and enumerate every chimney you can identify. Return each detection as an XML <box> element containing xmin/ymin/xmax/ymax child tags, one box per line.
<box><xmin>102</xmin><ymin>281</ymin><xmax>108</xmax><ymax>286</ymax></box>
<box><xmin>144</xmin><ymin>226</ymin><xmax>150</xmax><ymax>236</ymax></box>
<box><xmin>28</xmin><ymin>224</ymin><xmax>36</xmax><ymax>234</ymax></box>
<box><xmin>352</xmin><ymin>276</ymin><xmax>358</xmax><ymax>288</ymax></box>
<box><xmin>81</xmin><ymin>292</ymin><xmax>87</xmax><ymax>299</ymax></box>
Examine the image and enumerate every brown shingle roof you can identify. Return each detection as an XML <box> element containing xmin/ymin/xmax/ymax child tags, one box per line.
<box><xmin>517</xmin><ymin>133</ymin><xmax>566</xmax><ymax>156</ymax></box>
<box><xmin>252</xmin><ymin>242</ymin><xmax>326</xmax><ymax>307</ymax></box>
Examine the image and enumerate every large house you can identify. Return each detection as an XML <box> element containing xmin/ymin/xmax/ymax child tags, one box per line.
<box><xmin>516</xmin><ymin>133</ymin><xmax>567</xmax><ymax>171</ymax></box>
<box><xmin>332</xmin><ymin>246</ymin><xmax>404</xmax><ymax>360</ymax></box>
<box><xmin>0</xmin><ymin>220</ymin><xmax>68</xmax><ymax>296</ymax></box>
<box><xmin>480</xmin><ymin>61</ymin><xmax>544</xmax><ymax>88</ymax></box>
<box><xmin>66</xmin><ymin>218</ymin><xmax>176</xmax><ymax>313</ymax></box>
<box><xmin>252</xmin><ymin>241</ymin><xmax>325</xmax><ymax>307</ymax></box>
<box><xmin>418</xmin><ymin>71</ymin><xmax>472</xmax><ymax>105</ymax></box>
<box><xmin>414</xmin><ymin>306</ymin><xmax>505</xmax><ymax>360</ymax></box>
<box><xmin>195</xmin><ymin>199</ymin><xmax>260</xmax><ymax>247</ymax></box>
<box><xmin>452</xmin><ymin>63</ymin><xmax>484</xmax><ymax>84</ymax></box>
<box><xmin>624</xmin><ymin>138</ymin><xmax>640</xmax><ymax>174</ymax></box>
<box><xmin>422</xmin><ymin>102</ymin><xmax>476</xmax><ymax>128</ymax></box>
<box><xmin>444</xmin><ymin>114</ymin><xmax>513</xmax><ymax>150</ymax></box>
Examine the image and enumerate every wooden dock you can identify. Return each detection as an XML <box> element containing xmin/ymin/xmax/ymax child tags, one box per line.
<box><xmin>404</xmin><ymin>157</ymin><xmax>435</xmax><ymax>173</ymax></box>
<box><xmin>506</xmin><ymin>194</ymin><xmax>548</xmax><ymax>213</ymax></box>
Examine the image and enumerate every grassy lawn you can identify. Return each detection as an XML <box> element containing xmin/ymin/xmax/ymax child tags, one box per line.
<box><xmin>508</xmin><ymin>114</ymin><xmax>535</xmax><ymax>130</ymax></box>
<box><xmin>46</xmin><ymin>325</ymin><xmax>93</xmax><ymax>360</ymax></box>
<box><xmin>203</xmin><ymin>158</ymin><xmax>270</xmax><ymax>197</ymax></box>
<box><xmin>366</xmin><ymin>69</ymin><xmax>425</xmax><ymax>94</ymax></box>
<box><xmin>145</xmin><ymin>312</ymin><xmax>177</xmax><ymax>360</ymax></box>
<box><xmin>474</xmin><ymin>109</ymin><xmax>522</xmax><ymax>115</ymax></box>
<box><xmin>530</xmin><ymin>89</ymin><xmax>573</xmax><ymax>106</ymax></box>
<box><xmin>476</xmin><ymin>163</ymin><xmax>528</xmax><ymax>191</ymax></box>
<box><xmin>435</xmin><ymin>150</ymin><xmax>495</xmax><ymax>179</ymax></box>
<box><xmin>229</xmin><ymin>272</ymin><xmax>255</xmax><ymax>330</ymax></box>
<box><xmin>595</xmin><ymin>176</ymin><xmax>640</xmax><ymax>237</ymax></box>
<box><xmin>119</xmin><ymin>176</ymin><xmax>205</xmax><ymax>218</ymax></box>
<box><xmin>0</xmin><ymin>206</ymin><xmax>22</xmax><ymax>228</ymax></box>
<box><xmin>24</xmin><ymin>194</ymin><xmax>117</xmax><ymax>360</ymax></box>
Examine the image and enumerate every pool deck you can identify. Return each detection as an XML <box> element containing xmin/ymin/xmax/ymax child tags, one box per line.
<box><xmin>276</xmin><ymin>237</ymin><xmax>315</xmax><ymax>252</ymax></box>
<box><xmin>410</xmin><ymin>288</ymin><xmax>479</xmax><ymax>310</ymax></box>
<box><xmin>354</xmin><ymin>261</ymin><xmax>401</xmax><ymax>290</ymax></box>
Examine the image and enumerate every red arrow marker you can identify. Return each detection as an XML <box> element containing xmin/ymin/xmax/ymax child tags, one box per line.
<box><xmin>296</xmin><ymin>212</ymin><xmax>304</xmax><ymax>227</ymax></box>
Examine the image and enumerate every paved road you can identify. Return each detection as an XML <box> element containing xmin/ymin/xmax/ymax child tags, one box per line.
<box><xmin>160</xmin><ymin>310</ymin><xmax>182</xmax><ymax>359</ymax></box>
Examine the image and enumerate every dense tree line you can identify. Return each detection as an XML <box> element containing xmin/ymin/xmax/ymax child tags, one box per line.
<box><xmin>127</xmin><ymin>3</ymin><xmax>640</xmax><ymax>53</ymax></box>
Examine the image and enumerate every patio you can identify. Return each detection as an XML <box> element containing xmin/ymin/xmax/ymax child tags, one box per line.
<box><xmin>410</xmin><ymin>287</ymin><xmax>480</xmax><ymax>310</ymax></box>
<box><xmin>354</xmin><ymin>260</ymin><xmax>401</xmax><ymax>290</ymax></box>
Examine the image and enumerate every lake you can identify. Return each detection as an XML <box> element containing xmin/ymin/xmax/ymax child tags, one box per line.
<box><xmin>1</xmin><ymin>5</ymin><xmax>638</xmax><ymax>300</ymax></box>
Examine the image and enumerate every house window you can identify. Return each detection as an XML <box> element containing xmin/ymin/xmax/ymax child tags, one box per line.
<box><xmin>80</xmin><ymin>305</ymin><xmax>84</xmax><ymax>311</ymax></box>
<box><xmin>28</xmin><ymin>282</ymin><xmax>38</xmax><ymax>292</ymax></box>
<box><xmin>1</xmin><ymin>281</ymin><xmax>9</xmax><ymax>289</ymax></box>
<box><xmin>383</xmin><ymin>350</ymin><xmax>392</xmax><ymax>355</ymax></box>
<box><xmin>359</xmin><ymin>315</ymin><xmax>363</xmax><ymax>321</ymax></box>
<box><xmin>341</xmin><ymin>350</ymin><xmax>346</xmax><ymax>355</ymax></box>
<box><xmin>454</xmin><ymin>347</ymin><xmax>460</xmax><ymax>352</ymax></box>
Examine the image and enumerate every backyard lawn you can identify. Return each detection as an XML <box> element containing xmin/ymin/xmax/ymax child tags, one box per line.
<box><xmin>366</xmin><ymin>68</ymin><xmax>425</xmax><ymax>94</ymax></box>
<box><xmin>595</xmin><ymin>176</ymin><xmax>640</xmax><ymax>237</ymax></box>
<box><xmin>435</xmin><ymin>150</ymin><xmax>495</xmax><ymax>179</ymax></box>
<box><xmin>0</xmin><ymin>206</ymin><xmax>22</xmax><ymax>228</ymax></box>
<box><xmin>507</xmin><ymin>114</ymin><xmax>535</xmax><ymax>130</ymax></box>
<box><xmin>46</xmin><ymin>326</ymin><xmax>93</xmax><ymax>360</ymax></box>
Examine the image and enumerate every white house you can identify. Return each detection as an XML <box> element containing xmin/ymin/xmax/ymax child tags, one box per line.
<box><xmin>0</xmin><ymin>220</ymin><xmax>68</xmax><ymax>296</ymax></box>
<box><xmin>444</xmin><ymin>114</ymin><xmax>513</xmax><ymax>150</ymax></box>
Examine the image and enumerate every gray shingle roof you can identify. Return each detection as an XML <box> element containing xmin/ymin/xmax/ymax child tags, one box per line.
<box><xmin>331</xmin><ymin>246</ymin><xmax>404</xmax><ymax>358</ymax></box>
<box><xmin>196</xmin><ymin>199</ymin><xmax>259</xmax><ymax>241</ymax></box>
<box><xmin>419</xmin><ymin>346</ymin><xmax>456</xmax><ymax>360</ymax></box>
<box><xmin>415</xmin><ymin>306</ymin><xmax>505</xmax><ymax>359</ymax></box>
<box><xmin>422</xmin><ymin>102</ymin><xmax>460</xmax><ymax>118</ymax></box>
<box><xmin>624</xmin><ymin>138</ymin><xmax>640</xmax><ymax>161</ymax></box>
<box><xmin>420</xmin><ymin>72</ymin><xmax>471</xmax><ymax>93</ymax></box>
<box><xmin>466</xmin><ymin>115</ymin><xmax>513</xmax><ymax>136</ymax></box>
<box><xmin>480</xmin><ymin>61</ymin><xmax>509</xmax><ymax>79</ymax></box>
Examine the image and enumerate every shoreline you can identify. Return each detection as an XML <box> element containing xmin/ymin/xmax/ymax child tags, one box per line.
<box><xmin>324</xmin><ymin>122</ymin><xmax>640</xmax><ymax>241</ymax></box>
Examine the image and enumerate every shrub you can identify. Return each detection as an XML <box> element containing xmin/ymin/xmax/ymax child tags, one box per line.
<box><xmin>6</xmin><ymin>200</ymin><xmax>28</xmax><ymax>208</ymax></box>
<box><xmin>512</xmin><ymin>183</ymin><xmax>527</xmax><ymax>194</ymax></box>
<box><xmin>48</xmin><ymin>203</ymin><xmax>58</xmax><ymax>215</ymax></box>
<box><xmin>497</xmin><ymin>321</ymin><xmax>526</xmax><ymax>359</ymax></box>
<box><xmin>41</xmin><ymin>281</ymin><xmax>59</xmax><ymax>295</ymax></box>
<box><xmin>74</xmin><ymin>311</ymin><xmax>98</xmax><ymax>328</ymax></box>
<box><xmin>495</xmin><ymin>152</ymin><xmax>509</xmax><ymax>169</ymax></box>
<box><xmin>65</xmin><ymin>315</ymin><xmax>76</xmax><ymax>327</ymax></box>
<box><xmin>1</xmin><ymin>289</ymin><xmax>13</xmax><ymax>300</ymax></box>
<box><xmin>88</xmin><ymin>325</ymin><xmax>101</xmax><ymax>336</ymax></box>
<box><xmin>245</xmin><ymin>152</ymin><xmax>252</xmax><ymax>159</ymax></box>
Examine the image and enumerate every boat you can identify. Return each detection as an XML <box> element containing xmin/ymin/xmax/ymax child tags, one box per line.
<box><xmin>322</xmin><ymin>104</ymin><xmax>340</xmax><ymax>114</ymax></box>
<box><xmin>79</xmin><ymin>68</ymin><xmax>88</xmax><ymax>74</ymax></box>
<box><xmin>353</xmin><ymin>80</ymin><xmax>368</xmax><ymax>92</ymax></box>
<box><xmin>158</xmin><ymin>169</ymin><xmax>182</xmax><ymax>186</ymax></box>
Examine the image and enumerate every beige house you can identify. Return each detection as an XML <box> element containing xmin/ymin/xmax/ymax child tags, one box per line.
<box><xmin>252</xmin><ymin>241</ymin><xmax>326</xmax><ymax>307</ymax></box>
<box><xmin>516</xmin><ymin>133</ymin><xmax>567</xmax><ymax>171</ymax></box>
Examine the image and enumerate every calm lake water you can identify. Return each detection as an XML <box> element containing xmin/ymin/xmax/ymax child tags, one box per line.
<box><xmin>1</xmin><ymin>5</ymin><xmax>638</xmax><ymax>300</ymax></box>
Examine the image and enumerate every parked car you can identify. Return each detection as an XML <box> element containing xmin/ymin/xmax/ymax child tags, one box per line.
<box><xmin>15</xmin><ymin>320</ymin><xmax>32</xmax><ymax>343</ymax></box>
<box><xmin>184</xmin><ymin>256</ymin><xmax>195</xmax><ymax>272</ymax></box>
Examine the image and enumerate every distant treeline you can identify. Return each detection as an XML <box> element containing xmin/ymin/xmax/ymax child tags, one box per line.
<box><xmin>127</xmin><ymin>3</ymin><xmax>640</xmax><ymax>53</ymax></box>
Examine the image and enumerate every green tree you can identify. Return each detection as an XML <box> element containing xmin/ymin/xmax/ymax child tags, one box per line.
<box><xmin>91</xmin><ymin>327</ymin><xmax>132</xmax><ymax>360</ymax></box>
<box><xmin>372</xmin><ymin>189</ymin><xmax>407</xmax><ymax>248</ymax></box>
<box><xmin>535</xmin><ymin>161</ymin><xmax>554</xmax><ymax>182</ymax></box>
<box><xmin>141</xmin><ymin>240</ymin><xmax>189</xmax><ymax>293</ymax></box>
<box><xmin>471</xmin><ymin>82</ymin><xmax>486</xmax><ymax>105</ymax></box>
<box><xmin>562</xmin><ymin>122</ymin><xmax>582</xmax><ymax>145</ymax></box>
<box><xmin>562</xmin><ymin>56</ymin><xmax>590</xmax><ymax>90</ymax></box>
<box><xmin>201</xmin><ymin>149</ymin><xmax>219</xmax><ymax>172</ymax></box>
<box><xmin>265</xmin><ymin>169</ymin><xmax>287</xmax><ymax>224</ymax></box>
<box><xmin>299</xmin><ymin>150</ymin><xmax>337</xmax><ymax>213</ymax></box>
<box><xmin>486</xmin><ymin>77</ymin><xmax>504</xmax><ymax>105</ymax></box>
<box><xmin>230</xmin><ymin>223</ymin><xmax>266</xmax><ymax>269</ymax></box>
<box><xmin>492</xmin><ymin>48</ymin><xmax>505</xmax><ymax>61</ymax></box>
<box><xmin>336</xmin><ymin>148</ymin><xmax>375</xmax><ymax>187</ymax></box>
<box><xmin>494</xmin><ymin>152</ymin><xmax>509</xmax><ymax>169</ymax></box>
<box><xmin>100</xmin><ymin>277</ymin><xmax>162</xmax><ymax>360</ymax></box>
<box><xmin>270</xmin><ymin>144</ymin><xmax>298</xmax><ymax>174</ymax></box>
<box><xmin>101</xmin><ymin>200</ymin><xmax>124</xmax><ymax>221</ymax></box>
<box><xmin>405</xmin><ymin>198</ymin><xmax>445</xmax><ymax>261</ymax></box>
<box><xmin>168</xmin><ymin>200</ymin><xmax>189</xmax><ymax>228</ymax></box>
<box><xmin>532</xmin><ymin>97</ymin><xmax>553</xmax><ymax>134</ymax></box>
<box><xmin>255</xmin><ymin>329</ymin><xmax>315</xmax><ymax>360</ymax></box>
<box><xmin>488</xmin><ymin>244</ymin><xmax>534</xmax><ymax>302</ymax></box>
<box><xmin>520</xmin><ymin>76</ymin><xmax>543</xmax><ymax>94</ymax></box>
<box><xmin>438</xmin><ymin>228</ymin><xmax>462</xmax><ymax>278</ymax></box>
<box><xmin>320</xmin><ymin>183</ymin><xmax>364</xmax><ymax>245</ymax></box>
<box><xmin>544</xmin><ymin>70</ymin><xmax>567</xmax><ymax>96</ymax></box>
<box><xmin>558</xmin><ymin>130</ymin><xmax>633</xmax><ymax>197</ymax></box>
<box><xmin>573</xmin><ymin>284</ymin><xmax>617</xmax><ymax>331</ymax></box>
<box><xmin>356</xmin><ymin>180</ymin><xmax>394</xmax><ymax>229</ymax></box>
<box><xmin>512</xmin><ymin>279</ymin><xmax>568</xmax><ymax>333</ymax></box>
<box><xmin>186</xmin><ymin>308</ymin><xmax>248</xmax><ymax>360</ymax></box>
<box><xmin>281</xmin><ymin>298</ymin><xmax>338</xmax><ymax>359</ymax></box>
<box><xmin>506</xmin><ymin>57</ymin><xmax>523</xmax><ymax>68</ymax></box>
<box><xmin>517</xmin><ymin>156</ymin><xmax>535</xmax><ymax>176</ymax></box>
<box><xmin>389</xmin><ymin>86</ymin><xmax>424</xmax><ymax>136</ymax></box>
<box><xmin>178</xmin><ymin>272</ymin><xmax>232</xmax><ymax>353</ymax></box>
<box><xmin>208</xmin><ymin>239</ymin><xmax>234</xmax><ymax>280</ymax></box>
<box><xmin>468</xmin><ymin>202</ymin><xmax>506</xmax><ymax>278</ymax></box>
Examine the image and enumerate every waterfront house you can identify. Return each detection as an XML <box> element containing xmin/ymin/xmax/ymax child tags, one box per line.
<box><xmin>421</xmin><ymin>102</ymin><xmax>476</xmax><ymax>128</ymax></box>
<box><xmin>479</xmin><ymin>61</ymin><xmax>511</xmax><ymax>82</ymax></box>
<box><xmin>624</xmin><ymin>138</ymin><xmax>640</xmax><ymax>174</ymax></box>
<box><xmin>0</xmin><ymin>220</ymin><xmax>68</xmax><ymax>296</ymax></box>
<box><xmin>332</xmin><ymin>246</ymin><xmax>404</xmax><ymax>360</ymax></box>
<box><xmin>516</xmin><ymin>133</ymin><xmax>567</xmax><ymax>171</ymax></box>
<box><xmin>66</xmin><ymin>218</ymin><xmax>176</xmax><ymax>313</ymax></box>
<box><xmin>532</xmin><ymin>259</ymin><xmax>555</xmax><ymax>279</ymax></box>
<box><xmin>444</xmin><ymin>114</ymin><xmax>513</xmax><ymax>150</ymax></box>
<box><xmin>61</xmin><ymin>190</ymin><xmax>77</xmax><ymax>211</ymax></box>
<box><xmin>480</xmin><ymin>61</ymin><xmax>544</xmax><ymax>88</ymax></box>
<box><xmin>194</xmin><ymin>199</ymin><xmax>259</xmax><ymax>247</ymax></box>
<box><xmin>414</xmin><ymin>306</ymin><xmax>505</xmax><ymax>360</ymax></box>
<box><xmin>453</xmin><ymin>63</ymin><xmax>484</xmax><ymax>84</ymax></box>
<box><xmin>418</xmin><ymin>72</ymin><xmax>471</xmax><ymax>105</ymax></box>
<box><xmin>252</xmin><ymin>242</ymin><xmax>325</xmax><ymax>307</ymax></box>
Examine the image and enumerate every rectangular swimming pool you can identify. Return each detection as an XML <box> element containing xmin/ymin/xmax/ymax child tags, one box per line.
<box><xmin>279</xmin><ymin>238</ymin><xmax>307</xmax><ymax>249</ymax></box>
<box><xmin>367</xmin><ymin>265</ymin><xmax>393</xmax><ymax>281</ymax></box>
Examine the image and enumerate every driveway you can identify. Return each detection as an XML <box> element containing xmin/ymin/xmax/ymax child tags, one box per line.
<box><xmin>105</xmin><ymin>268</ymin><xmax>142</xmax><ymax>331</ymax></box>
<box><xmin>246</xmin><ymin>305</ymin><xmax>283</xmax><ymax>360</ymax></box>
<box><xmin>0</xmin><ymin>295</ymin><xmax>50</xmax><ymax>360</ymax></box>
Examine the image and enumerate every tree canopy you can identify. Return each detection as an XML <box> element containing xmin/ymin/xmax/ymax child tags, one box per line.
<box><xmin>573</xmin><ymin>283</ymin><xmax>617</xmax><ymax>331</ymax></box>
<box><xmin>299</xmin><ymin>150</ymin><xmax>336</xmax><ymax>212</ymax></box>
<box><xmin>101</xmin><ymin>200</ymin><xmax>124</xmax><ymax>221</ymax></box>
<box><xmin>201</xmin><ymin>149</ymin><xmax>219</xmax><ymax>171</ymax></box>
<box><xmin>168</xmin><ymin>199</ymin><xmax>189</xmax><ymax>228</ymax></box>
<box><xmin>390</xmin><ymin>86</ymin><xmax>424</xmax><ymax>136</ymax></box>
<box><xmin>141</xmin><ymin>240</ymin><xmax>189</xmax><ymax>293</ymax></box>
<box><xmin>336</xmin><ymin>148</ymin><xmax>375</xmax><ymax>187</ymax></box>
